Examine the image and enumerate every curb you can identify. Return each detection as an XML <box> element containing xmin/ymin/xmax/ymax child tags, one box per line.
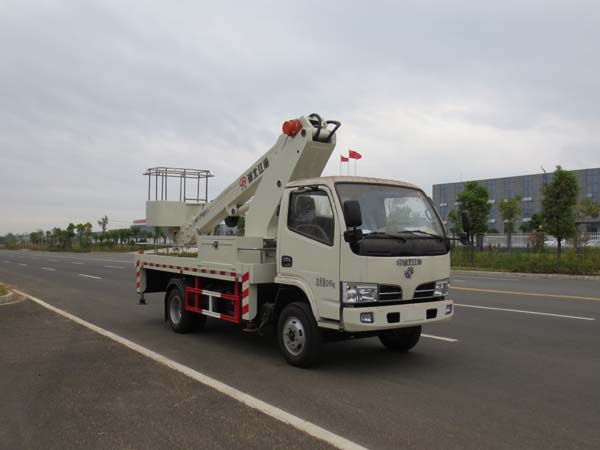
<box><xmin>451</xmin><ymin>269</ymin><xmax>600</xmax><ymax>281</ymax></box>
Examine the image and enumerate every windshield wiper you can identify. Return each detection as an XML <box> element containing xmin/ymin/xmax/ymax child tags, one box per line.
<box><xmin>396</xmin><ymin>230</ymin><xmax>444</xmax><ymax>240</ymax></box>
<box><xmin>362</xmin><ymin>231</ymin><xmax>407</xmax><ymax>242</ymax></box>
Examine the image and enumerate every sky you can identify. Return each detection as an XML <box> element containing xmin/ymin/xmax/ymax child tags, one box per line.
<box><xmin>1</xmin><ymin>0</ymin><xmax>599</xmax><ymax>233</ymax></box>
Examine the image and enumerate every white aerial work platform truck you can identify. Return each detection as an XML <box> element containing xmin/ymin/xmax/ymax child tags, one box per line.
<box><xmin>135</xmin><ymin>113</ymin><xmax>466</xmax><ymax>367</ymax></box>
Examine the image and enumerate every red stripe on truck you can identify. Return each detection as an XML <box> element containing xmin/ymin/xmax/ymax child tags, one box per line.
<box><xmin>242</xmin><ymin>304</ymin><xmax>250</xmax><ymax>314</ymax></box>
<box><xmin>242</xmin><ymin>272</ymin><xmax>250</xmax><ymax>283</ymax></box>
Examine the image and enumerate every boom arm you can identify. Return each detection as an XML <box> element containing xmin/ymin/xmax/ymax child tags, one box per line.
<box><xmin>177</xmin><ymin>114</ymin><xmax>339</xmax><ymax>243</ymax></box>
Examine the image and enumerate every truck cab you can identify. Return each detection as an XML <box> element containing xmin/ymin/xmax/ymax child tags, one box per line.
<box><xmin>277</xmin><ymin>176</ymin><xmax>453</xmax><ymax>331</ymax></box>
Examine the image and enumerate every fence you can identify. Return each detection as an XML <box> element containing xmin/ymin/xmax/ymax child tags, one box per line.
<box><xmin>480</xmin><ymin>232</ymin><xmax>600</xmax><ymax>249</ymax></box>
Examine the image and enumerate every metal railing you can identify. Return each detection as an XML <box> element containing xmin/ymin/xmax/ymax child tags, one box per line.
<box><xmin>144</xmin><ymin>167</ymin><xmax>213</xmax><ymax>203</ymax></box>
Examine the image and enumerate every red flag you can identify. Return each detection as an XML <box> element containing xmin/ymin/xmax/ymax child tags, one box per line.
<box><xmin>340</xmin><ymin>155</ymin><xmax>349</xmax><ymax>162</ymax></box>
<box><xmin>348</xmin><ymin>150</ymin><xmax>362</xmax><ymax>160</ymax></box>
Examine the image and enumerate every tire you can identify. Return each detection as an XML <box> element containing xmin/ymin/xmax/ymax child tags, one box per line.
<box><xmin>379</xmin><ymin>326</ymin><xmax>421</xmax><ymax>352</ymax></box>
<box><xmin>277</xmin><ymin>302</ymin><xmax>322</xmax><ymax>368</ymax></box>
<box><xmin>167</xmin><ymin>286</ymin><xmax>205</xmax><ymax>333</ymax></box>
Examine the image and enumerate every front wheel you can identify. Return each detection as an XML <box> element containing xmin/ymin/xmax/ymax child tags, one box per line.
<box><xmin>379</xmin><ymin>326</ymin><xmax>421</xmax><ymax>352</ymax></box>
<box><xmin>277</xmin><ymin>302</ymin><xmax>322</xmax><ymax>368</ymax></box>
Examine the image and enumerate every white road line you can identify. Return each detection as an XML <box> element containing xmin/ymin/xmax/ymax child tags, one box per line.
<box><xmin>103</xmin><ymin>265</ymin><xmax>125</xmax><ymax>269</ymax></box>
<box><xmin>28</xmin><ymin>253</ymin><xmax>131</xmax><ymax>264</ymax></box>
<box><xmin>422</xmin><ymin>334</ymin><xmax>459</xmax><ymax>343</ymax></box>
<box><xmin>17</xmin><ymin>263</ymin><xmax>27</xmax><ymax>266</ymax></box>
<box><xmin>78</xmin><ymin>273</ymin><xmax>102</xmax><ymax>280</ymax></box>
<box><xmin>14</xmin><ymin>290</ymin><xmax>369</xmax><ymax>450</ymax></box>
<box><xmin>41</xmin><ymin>267</ymin><xmax>56</xmax><ymax>271</ymax></box>
<box><xmin>1</xmin><ymin>260</ymin><xmax>11</xmax><ymax>263</ymax></box>
<box><xmin>455</xmin><ymin>304</ymin><xmax>595</xmax><ymax>321</ymax></box>
<box><xmin>452</xmin><ymin>275</ymin><xmax>520</xmax><ymax>281</ymax></box>
<box><xmin>71</xmin><ymin>262</ymin><xmax>84</xmax><ymax>265</ymax></box>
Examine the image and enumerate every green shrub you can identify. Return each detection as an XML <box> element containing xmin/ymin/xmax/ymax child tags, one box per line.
<box><xmin>451</xmin><ymin>248</ymin><xmax>600</xmax><ymax>275</ymax></box>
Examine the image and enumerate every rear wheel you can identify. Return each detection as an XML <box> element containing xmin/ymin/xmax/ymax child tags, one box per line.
<box><xmin>379</xmin><ymin>326</ymin><xmax>421</xmax><ymax>352</ymax></box>
<box><xmin>277</xmin><ymin>302</ymin><xmax>322</xmax><ymax>368</ymax></box>
<box><xmin>167</xmin><ymin>287</ymin><xmax>205</xmax><ymax>333</ymax></box>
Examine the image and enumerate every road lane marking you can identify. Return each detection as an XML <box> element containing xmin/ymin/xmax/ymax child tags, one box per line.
<box><xmin>78</xmin><ymin>273</ymin><xmax>102</xmax><ymax>279</ymax></box>
<box><xmin>452</xmin><ymin>286</ymin><xmax>600</xmax><ymax>302</ymax></box>
<box><xmin>17</xmin><ymin>263</ymin><xmax>27</xmax><ymax>266</ymax></box>
<box><xmin>27</xmin><ymin>253</ymin><xmax>130</xmax><ymax>264</ymax></box>
<box><xmin>452</xmin><ymin>275</ymin><xmax>520</xmax><ymax>281</ymax></box>
<box><xmin>41</xmin><ymin>267</ymin><xmax>56</xmax><ymax>271</ymax></box>
<box><xmin>49</xmin><ymin>259</ymin><xmax>59</xmax><ymax>262</ymax></box>
<box><xmin>422</xmin><ymin>334</ymin><xmax>459</xmax><ymax>342</ymax></box>
<box><xmin>2</xmin><ymin>260</ymin><xmax>11</xmax><ymax>263</ymax></box>
<box><xmin>15</xmin><ymin>290</ymin><xmax>369</xmax><ymax>450</ymax></box>
<box><xmin>104</xmin><ymin>265</ymin><xmax>125</xmax><ymax>269</ymax></box>
<box><xmin>71</xmin><ymin>262</ymin><xmax>84</xmax><ymax>265</ymax></box>
<box><xmin>455</xmin><ymin>304</ymin><xmax>595</xmax><ymax>321</ymax></box>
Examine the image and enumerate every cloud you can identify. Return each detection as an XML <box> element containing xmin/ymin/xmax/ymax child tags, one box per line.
<box><xmin>1</xmin><ymin>0</ymin><xmax>599</xmax><ymax>233</ymax></box>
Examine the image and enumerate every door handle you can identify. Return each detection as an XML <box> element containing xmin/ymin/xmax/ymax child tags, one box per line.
<box><xmin>281</xmin><ymin>255</ymin><xmax>293</xmax><ymax>267</ymax></box>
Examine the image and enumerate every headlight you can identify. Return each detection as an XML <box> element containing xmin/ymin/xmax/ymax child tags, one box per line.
<box><xmin>434</xmin><ymin>280</ymin><xmax>449</xmax><ymax>297</ymax></box>
<box><xmin>342</xmin><ymin>282</ymin><xmax>378</xmax><ymax>304</ymax></box>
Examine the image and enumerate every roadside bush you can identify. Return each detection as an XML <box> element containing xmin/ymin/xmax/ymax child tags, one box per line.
<box><xmin>451</xmin><ymin>247</ymin><xmax>600</xmax><ymax>275</ymax></box>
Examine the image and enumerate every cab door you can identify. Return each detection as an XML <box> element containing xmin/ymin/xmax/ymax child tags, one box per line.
<box><xmin>277</xmin><ymin>186</ymin><xmax>340</xmax><ymax>321</ymax></box>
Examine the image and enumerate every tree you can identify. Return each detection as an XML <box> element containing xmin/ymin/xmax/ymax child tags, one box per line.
<box><xmin>236</xmin><ymin>217</ymin><xmax>246</xmax><ymax>236</ymax></box>
<box><xmin>83</xmin><ymin>222</ymin><xmax>93</xmax><ymax>247</ymax></box>
<box><xmin>456</xmin><ymin>181</ymin><xmax>491</xmax><ymax>249</ymax></box>
<box><xmin>97</xmin><ymin>216</ymin><xmax>109</xmax><ymax>236</ymax></box>
<box><xmin>75</xmin><ymin>223</ymin><xmax>85</xmax><ymax>248</ymax></box>
<box><xmin>29</xmin><ymin>230</ymin><xmax>44</xmax><ymax>245</ymax></box>
<box><xmin>520</xmin><ymin>212</ymin><xmax>543</xmax><ymax>233</ymax></box>
<box><xmin>541</xmin><ymin>166</ymin><xmax>579</xmax><ymax>257</ymax></box>
<box><xmin>577</xmin><ymin>198</ymin><xmax>600</xmax><ymax>219</ymax></box>
<box><xmin>499</xmin><ymin>196</ymin><xmax>521</xmax><ymax>250</ymax></box>
<box><xmin>153</xmin><ymin>227</ymin><xmax>163</xmax><ymax>244</ymax></box>
<box><xmin>130</xmin><ymin>226</ymin><xmax>141</xmax><ymax>243</ymax></box>
<box><xmin>447</xmin><ymin>208</ymin><xmax>463</xmax><ymax>237</ymax></box>
<box><xmin>66</xmin><ymin>223</ymin><xmax>76</xmax><ymax>249</ymax></box>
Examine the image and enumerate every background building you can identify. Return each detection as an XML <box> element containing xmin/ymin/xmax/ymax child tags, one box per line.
<box><xmin>432</xmin><ymin>168</ymin><xmax>600</xmax><ymax>233</ymax></box>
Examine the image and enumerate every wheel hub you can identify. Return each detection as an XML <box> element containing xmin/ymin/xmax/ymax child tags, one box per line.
<box><xmin>170</xmin><ymin>295</ymin><xmax>182</xmax><ymax>324</ymax></box>
<box><xmin>282</xmin><ymin>316</ymin><xmax>305</xmax><ymax>356</ymax></box>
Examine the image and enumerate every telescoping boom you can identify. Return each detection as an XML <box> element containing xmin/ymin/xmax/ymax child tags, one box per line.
<box><xmin>177</xmin><ymin>114</ymin><xmax>341</xmax><ymax>244</ymax></box>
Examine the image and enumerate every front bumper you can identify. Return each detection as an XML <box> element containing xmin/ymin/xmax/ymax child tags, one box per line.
<box><xmin>341</xmin><ymin>299</ymin><xmax>454</xmax><ymax>332</ymax></box>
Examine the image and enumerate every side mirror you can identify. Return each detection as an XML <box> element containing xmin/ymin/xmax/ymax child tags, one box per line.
<box><xmin>343</xmin><ymin>200</ymin><xmax>363</xmax><ymax>228</ymax></box>
<box><xmin>343</xmin><ymin>200</ymin><xmax>363</xmax><ymax>244</ymax></box>
<box><xmin>461</xmin><ymin>210</ymin><xmax>472</xmax><ymax>234</ymax></box>
<box><xmin>458</xmin><ymin>232</ymin><xmax>470</xmax><ymax>246</ymax></box>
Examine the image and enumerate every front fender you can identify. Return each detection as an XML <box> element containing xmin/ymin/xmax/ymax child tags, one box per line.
<box><xmin>274</xmin><ymin>275</ymin><xmax>321</xmax><ymax>320</ymax></box>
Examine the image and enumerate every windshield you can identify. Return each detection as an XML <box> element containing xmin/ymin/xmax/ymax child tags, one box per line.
<box><xmin>336</xmin><ymin>183</ymin><xmax>445</xmax><ymax>237</ymax></box>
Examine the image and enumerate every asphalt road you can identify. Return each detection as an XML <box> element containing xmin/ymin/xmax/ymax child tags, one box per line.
<box><xmin>1</xmin><ymin>298</ymin><xmax>334</xmax><ymax>450</ymax></box>
<box><xmin>1</xmin><ymin>249</ymin><xmax>599</xmax><ymax>450</ymax></box>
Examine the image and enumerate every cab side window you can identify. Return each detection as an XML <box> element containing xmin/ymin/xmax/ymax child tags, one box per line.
<box><xmin>288</xmin><ymin>190</ymin><xmax>335</xmax><ymax>246</ymax></box>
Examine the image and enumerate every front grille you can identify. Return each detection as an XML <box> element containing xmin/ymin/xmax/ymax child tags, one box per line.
<box><xmin>379</xmin><ymin>284</ymin><xmax>402</xmax><ymax>301</ymax></box>
<box><xmin>414</xmin><ymin>282</ymin><xmax>436</xmax><ymax>299</ymax></box>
